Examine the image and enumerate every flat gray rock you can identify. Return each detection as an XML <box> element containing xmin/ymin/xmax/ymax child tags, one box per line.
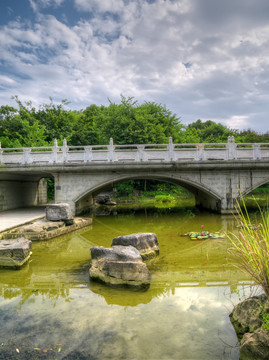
<box><xmin>46</xmin><ymin>203</ymin><xmax>74</xmax><ymax>223</ymax></box>
<box><xmin>90</xmin><ymin>245</ymin><xmax>151</xmax><ymax>288</ymax></box>
<box><xmin>17</xmin><ymin>219</ymin><xmax>65</xmax><ymax>233</ymax></box>
<box><xmin>0</xmin><ymin>238</ymin><xmax>32</xmax><ymax>268</ymax></box>
<box><xmin>112</xmin><ymin>232</ymin><xmax>159</xmax><ymax>259</ymax></box>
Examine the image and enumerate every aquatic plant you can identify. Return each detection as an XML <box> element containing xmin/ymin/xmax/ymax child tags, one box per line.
<box><xmin>182</xmin><ymin>231</ymin><xmax>225</xmax><ymax>240</ymax></box>
<box><xmin>228</xmin><ymin>198</ymin><xmax>269</xmax><ymax>297</ymax></box>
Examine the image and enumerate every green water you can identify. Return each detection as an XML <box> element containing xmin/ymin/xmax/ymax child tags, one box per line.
<box><xmin>0</xmin><ymin>207</ymin><xmax>258</xmax><ymax>359</ymax></box>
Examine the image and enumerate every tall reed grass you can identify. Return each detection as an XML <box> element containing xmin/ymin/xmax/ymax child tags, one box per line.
<box><xmin>228</xmin><ymin>198</ymin><xmax>269</xmax><ymax>297</ymax></box>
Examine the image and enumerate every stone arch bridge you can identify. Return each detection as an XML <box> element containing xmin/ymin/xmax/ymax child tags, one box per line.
<box><xmin>1</xmin><ymin>137</ymin><xmax>269</xmax><ymax>214</ymax></box>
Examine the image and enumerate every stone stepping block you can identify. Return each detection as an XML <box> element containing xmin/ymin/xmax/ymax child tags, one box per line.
<box><xmin>112</xmin><ymin>232</ymin><xmax>159</xmax><ymax>259</ymax></box>
<box><xmin>89</xmin><ymin>245</ymin><xmax>151</xmax><ymax>288</ymax></box>
<box><xmin>17</xmin><ymin>219</ymin><xmax>65</xmax><ymax>234</ymax></box>
<box><xmin>46</xmin><ymin>203</ymin><xmax>74</xmax><ymax>224</ymax></box>
<box><xmin>0</xmin><ymin>238</ymin><xmax>32</xmax><ymax>268</ymax></box>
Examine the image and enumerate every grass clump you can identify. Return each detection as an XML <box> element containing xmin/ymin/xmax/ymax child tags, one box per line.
<box><xmin>228</xmin><ymin>197</ymin><xmax>269</xmax><ymax>297</ymax></box>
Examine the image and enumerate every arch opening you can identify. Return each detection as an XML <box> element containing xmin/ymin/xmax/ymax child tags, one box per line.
<box><xmin>241</xmin><ymin>179</ymin><xmax>269</xmax><ymax>209</ymax></box>
<box><xmin>74</xmin><ymin>175</ymin><xmax>222</xmax><ymax>215</ymax></box>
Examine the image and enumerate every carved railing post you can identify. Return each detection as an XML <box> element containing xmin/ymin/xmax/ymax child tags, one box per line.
<box><xmin>168</xmin><ymin>137</ymin><xmax>174</xmax><ymax>161</ymax></box>
<box><xmin>195</xmin><ymin>144</ymin><xmax>204</xmax><ymax>161</ymax></box>
<box><xmin>50</xmin><ymin>139</ymin><xmax>58</xmax><ymax>163</ymax></box>
<box><xmin>227</xmin><ymin>136</ymin><xmax>236</xmax><ymax>160</ymax></box>
<box><xmin>109</xmin><ymin>138</ymin><xmax>114</xmax><ymax>162</ymax></box>
<box><xmin>137</xmin><ymin>145</ymin><xmax>145</xmax><ymax>161</ymax></box>
<box><xmin>84</xmin><ymin>146</ymin><xmax>92</xmax><ymax>163</ymax></box>
<box><xmin>253</xmin><ymin>143</ymin><xmax>261</xmax><ymax>160</ymax></box>
<box><xmin>62</xmin><ymin>139</ymin><xmax>67</xmax><ymax>163</ymax></box>
<box><xmin>23</xmin><ymin>148</ymin><xmax>32</xmax><ymax>164</ymax></box>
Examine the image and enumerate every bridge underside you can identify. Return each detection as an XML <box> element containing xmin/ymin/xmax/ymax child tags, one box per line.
<box><xmin>0</xmin><ymin>173</ymin><xmax>50</xmax><ymax>211</ymax></box>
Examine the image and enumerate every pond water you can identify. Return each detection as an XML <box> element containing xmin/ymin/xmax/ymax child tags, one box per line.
<box><xmin>0</xmin><ymin>206</ymin><xmax>259</xmax><ymax>359</ymax></box>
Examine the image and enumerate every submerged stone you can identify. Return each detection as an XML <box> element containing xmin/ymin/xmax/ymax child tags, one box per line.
<box><xmin>46</xmin><ymin>203</ymin><xmax>74</xmax><ymax>224</ymax></box>
<box><xmin>89</xmin><ymin>245</ymin><xmax>151</xmax><ymax>288</ymax></box>
<box><xmin>112</xmin><ymin>232</ymin><xmax>159</xmax><ymax>259</ymax></box>
<box><xmin>0</xmin><ymin>238</ymin><xmax>32</xmax><ymax>268</ymax></box>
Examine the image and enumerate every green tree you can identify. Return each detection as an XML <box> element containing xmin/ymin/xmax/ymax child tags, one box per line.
<box><xmin>187</xmin><ymin>119</ymin><xmax>236</xmax><ymax>142</ymax></box>
<box><xmin>94</xmin><ymin>96</ymin><xmax>182</xmax><ymax>144</ymax></box>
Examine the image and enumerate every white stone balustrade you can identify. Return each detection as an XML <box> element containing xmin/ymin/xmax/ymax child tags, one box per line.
<box><xmin>0</xmin><ymin>137</ymin><xmax>269</xmax><ymax>165</ymax></box>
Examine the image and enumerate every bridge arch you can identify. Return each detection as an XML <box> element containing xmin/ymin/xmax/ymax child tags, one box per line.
<box><xmin>72</xmin><ymin>173</ymin><xmax>222</xmax><ymax>214</ymax></box>
<box><xmin>240</xmin><ymin>177</ymin><xmax>269</xmax><ymax>199</ymax></box>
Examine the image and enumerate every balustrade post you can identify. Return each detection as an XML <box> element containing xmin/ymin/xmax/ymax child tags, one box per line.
<box><xmin>23</xmin><ymin>148</ymin><xmax>32</xmax><ymax>164</ymax></box>
<box><xmin>50</xmin><ymin>139</ymin><xmax>58</xmax><ymax>163</ymax></box>
<box><xmin>84</xmin><ymin>146</ymin><xmax>92</xmax><ymax>163</ymax></box>
<box><xmin>137</xmin><ymin>145</ymin><xmax>145</xmax><ymax>161</ymax></box>
<box><xmin>253</xmin><ymin>144</ymin><xmax>261</xmax><ymax>160</ymax></box>
<box><xmin>109</xmin><ymin>137</ymin><xmax>114</xmax><ymax>162</ymax></box>
<box><xmin>62</xmin><ymin>139</ymin><xmax>67</xmax><ymax>163</ymax></box>
<box><xmin>227</xmin><ymin>136</ymin><xmax>237</xmax><ymax>160</ymax></box>
<box><xmin>195</xmin><ymin>144</ymin><xmax>204</xmax><ymax>161</ymax></box>
<box><xmin>168</xmin><ymin>137</ymin><xmax>174</xmax><ymax>161</ymax></box>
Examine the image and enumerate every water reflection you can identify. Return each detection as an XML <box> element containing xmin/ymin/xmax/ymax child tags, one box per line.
<box><xmin>0</xmin><ymin>206</ymin><xmax>255</xmax><ymax>359</ymax></box>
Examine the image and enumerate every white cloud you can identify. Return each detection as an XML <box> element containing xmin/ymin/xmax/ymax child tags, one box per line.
<box><xmin>0</xmin><ymin>75</ymin><xmax>16</xmax><ymax>85</ymax></box>
<box><xmin>74</xmin><ymin>0</ymin><xmax>125</xmax><ymax>13</ymax></box>
<box><xmin>223</xmin><ymin>115</ymin><xmax>250</xmax><ymax>130</ymax></box>
<box><xmin>0</xmin><ymin>0</ymin><xmax>269</xmax><ymax>131</ymax></box>
<box><xmin>29</xmin><ymin>0</ymin><xmax>65</xmax><ymax>12</ymax></box>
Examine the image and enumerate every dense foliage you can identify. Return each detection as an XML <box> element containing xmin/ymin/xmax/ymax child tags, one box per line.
<box><xmin>0</xmin><ymin>96</ymin><xmax>183</xmax><ymax>147</ymax></box>
<box><xmin>1</xmin><ymin>95</ymin><xmax>269</xmax><ymax>148</ymax></box>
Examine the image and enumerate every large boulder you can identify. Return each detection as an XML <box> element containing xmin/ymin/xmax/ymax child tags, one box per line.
<box><xmin>240</xmin><ymin>328</ymin><xmax>269</xmax><ymax>360</ymax></box>
<box><xmin>230</xmin><ymin>294</ymin><xmax>269</xmax><ymax>359</ymax></box>
<box><xmin>46</xmin><ymin>203</ymin><xmax>74</xmax><ymax>224</ymax></box>
<box><xmin>230</xmin><ymin>295</ymin><xmax>268</xmax><ymax>335</ymax></box>
<box><xmin>112</xmin><ymin>232</ymin><xmax>159</xmax><ymax>259</ymax></box>
<box><xmin>89</xmin><ymin>245</ymin><xmax>151</xmax><ymax>288</ymax></box>
<box><xmin>95</xmin><ymin>194</ymin><xmax>111</xmax><ymax>205</ymax></box>
<box><xmin>0</xmin><ymin>238</ymin><xmax>32</xmax><ymax>268</ymax></box>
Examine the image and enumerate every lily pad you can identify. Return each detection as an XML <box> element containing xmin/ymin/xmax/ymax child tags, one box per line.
<box><xmin>183</xmin><ymin>231</ymin><xmax>226</xmax><ymax>240</ymax></box>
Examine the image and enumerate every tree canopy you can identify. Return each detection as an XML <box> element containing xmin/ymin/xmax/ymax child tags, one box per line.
<box><xmin>0</xmin><ymin>96</ymin><xmax>268</xmax><ymax>148</ymax></box>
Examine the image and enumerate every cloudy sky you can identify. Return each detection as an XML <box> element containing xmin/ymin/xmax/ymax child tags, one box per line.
<box><xmin>0</xmin><ymin>0</ymin><xmax>269</xmax><ymax>132</ymax></box>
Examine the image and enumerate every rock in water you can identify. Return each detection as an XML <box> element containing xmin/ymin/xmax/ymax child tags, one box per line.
<box><xmin>0</xmin><ymin>238</ymin><xmax>32</xmax><ymax>268</ymax></box>
<box><xmin>230</xmin><ymin>294</ymin><xmax>269</xmax><ymax>360</ymax></box>
<box><xmin>230</xmin><ymin>295</ymin><xmax>268</xmax><ymax>335</ymax></box>
<box><xmin>89</xmin><ymin>245</ymin><xmax>151</xmax><ymax>288</ymax></box>
<box><xmin>240</xmin><ymin>329</ymin><xmax>269</xmax><ymax>360</ymax></box>
<box><xmin>46</xmin><ymin>203</ymin><xmax>74</xmax><ymax>224</ymax></box>
<box><xmin>112</xmin><ymin>233</ymin><xmax>159</xmax><ymax>259</ymax></box>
